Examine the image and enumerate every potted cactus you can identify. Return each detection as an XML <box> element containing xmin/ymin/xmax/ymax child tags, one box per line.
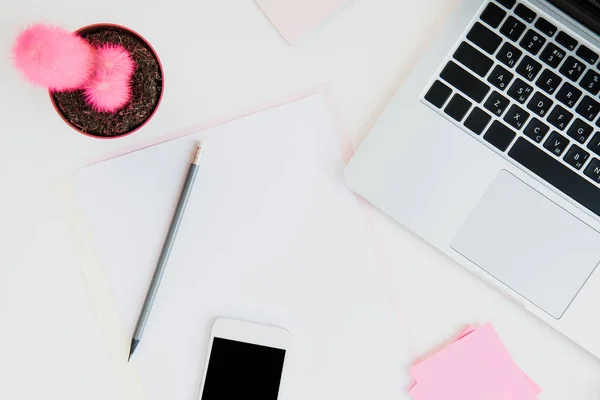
<box><xmin>13</xmin><ymin>23</ymin><xmax>163</xmax><ymax>138</ymax></box>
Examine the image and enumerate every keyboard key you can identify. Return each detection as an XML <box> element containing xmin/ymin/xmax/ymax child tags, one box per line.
<box><xmin>484</xmin><ymin>91</ymin><xmax>510</xmax><ymax>116</ymax></box>
<box><xmin>579</xmin><ymin>69</ymin><xmax>600</xmax><ymax>95</ymax></box>
<box><xmin>516</xmin><ymin>56</ymin><xmax>542</xmax><ymax>81</ymax></box>
<box><xmin>467</xmin><ymin>22</ymin><xmax>503</xmax><ymax>54</ymax></box>
<box><xmin>576</xmin><ymin>45</ymin><xmax>599</xmax><ymax>64</ymax></box>
<box><xmin>535</xmin><ymin>18</ymin><xmax>557</xmax><ymax>37</ymax></box>
<box><xmin>527</xmin><ymin>92</ymin><xmax>553</xmax><ymax>117</ymax></box>
<box><xmin>508</xmin><ymin>78</ymin><xmax>533</xmax><ymax>103</ymax></box>
<box><xmin>556</xmin><ymin>31</ymin><xmax>578</xmax><ymax>51</ymax></box>
<box><xmin>539</xmin><ymin>43</ymin><xmax>565</xmax><ymax>68</ymax></box>
<box><xmin>575</xmin><ymin>95</ymin><xmax>600</xmax><ymax>121</ymax></box>
<box><xmin>496</xmin><ymin>42</ymin><xmax>522</xmax><ymax>68</ymax></box>
<box><xmin>547</xmin><ymin>105</ymin><xmax>573</xmax><ymax>130</ymax></box>
<box><xmin>500</xmin><ymin>16</ymin><xmax>527</xmax><ymax>42</ymax></box>
<box><xmin>487</xmin><ymin>65</ymin><xmax>513</xmax><ymax>90</ymax></box>
<box><xmin>584</xmin><ymin>158</ymin><xmax>600</xmax><ymax>183</ymax></box>
<box><xmin>495</xmin><ymin>0</ymin><xmax>516</xmax><ymax>8</ymax></box>
<box><xmin>524</xmin><ymin>118</ymin><xmax>549</xmax><ymax>142</ymax></box>
<box><xmin>587</xmin><ymin>132</ymin><xmax>600</xmax><ymax>156</ymax></box>
<box><xmin>514</xmin><ymin>3</ymin><xmax>536</xmax><ymax>23</ymax></box>
<box><xmin>535</xmin><ymin>69</ymin><xmax>562</xmax><ymax>95</ymax></box>
<box><xmin>453</xmin><ymin>42</ymin><xmax>494</xmax><ymax>77</ymax></box>
<box><xmin>424</xmin><ymin>80</ymin><xmax>453</xmax><ymax>108</ymax></box>
<box><xmin>503</xmin><ymin>104</ymin><xmax>529</xmax><ymax>129</ymax></box>
<box><xmin>559</xmin><ymin>56</ymin><xmax>586</xmax><ymax>81</ymax></box>
<box><xmin>484</xmin><ymin>120</ymin><xmax>516</xmax><ymax>151</ymax></box>
<box><xmin>520</xmin><ymin>29</ymin><xmax>546</xmax><ymax>55</ymax></box>
<box><xmin>444</xmin><ymin>93</ymin><xmax>472</xmax><ymax>121</ymax></box>
<box><xmin>509</xmin><ymin>138</ymin><xmax>600</xmax><ymax>217</ymax></box>
<box><xmin>555</xmin><ymin>82</ymin><xmax>582</xmax><ymax>108</ymax></box>
<box><xmin>464</xmin><ymin>107</ymin><xmax>492</xmax><ymax>135</ymax></box>
<box><xmin>480</xmin><ymin>2</ymin><xmax>507</xmax><ymax>28</ymax></box>
<box><xmin>440</xmin><ymin>61</ymin><xmax>491</xmax><ymax>102</ymax></box>
<box><xmin>544</xmin><ymin>131</ymin><xmax>570</xmax><ymax>156</ymax></box>
<box><xmin>564</xmin><ymin>145</ymin><xmax>590</xmax><ymax>170</ymax></box>
<box><xmin>567</xmin><ymin>119</ymin><xmax>593</xmax><ymax>144</ymax></box>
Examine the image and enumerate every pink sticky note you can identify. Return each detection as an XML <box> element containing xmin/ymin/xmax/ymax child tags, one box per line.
<box><xmin>452</xmin><ymin>325</ymin><xmax>541</xmax><ymax>396</ymax></box>
<box><xmin>409</xmin><ymin>381</ymin><xmax>537</xmax><ymax>400</ymax></box>
<box><xmin>255</xmin><ymin>0</ymin><xmax>351</xmax><ymax>44</ymax></box>
<box><xmin>410</xmin><ymin>324</ymin><xmax>540</xmax><ymax>399</ymax></box>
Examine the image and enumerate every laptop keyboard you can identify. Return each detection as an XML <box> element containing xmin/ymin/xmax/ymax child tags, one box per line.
<box><xmin>422</xmin><ymin>0</ymin><xmax>600</xmax><ymax>218</ymax></box>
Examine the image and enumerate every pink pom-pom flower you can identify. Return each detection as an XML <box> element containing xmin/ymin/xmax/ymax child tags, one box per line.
<box><xmin>84</xmin><ymin>44</ymin><xmax>135</xmax><ymax>112</ymax></box>
<box><xmin>94</xmin><ymin>44</ymin><xmax>135</xmax><ymax>80</ymax></box>
<box><xmin>12</xmin><ymin>24</ymin><xmax>94</xmax><ymax>91</ymax></box>
<box><xmin>84</xmin><ymin>76</ymin><xmax>131</xmax><ymax>112</ymax></box>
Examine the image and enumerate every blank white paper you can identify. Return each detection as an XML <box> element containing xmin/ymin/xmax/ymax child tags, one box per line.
<box><xmin>74</xmin><ymin>94</ymin><xmax>410</xmax><ymax>400</ymax></box>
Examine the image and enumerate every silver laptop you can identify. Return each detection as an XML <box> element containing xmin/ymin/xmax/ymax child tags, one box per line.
<box><xmin>345</xmin><ymin>0</ymin><xmax>600</xmax><ymax>357</ymax></box>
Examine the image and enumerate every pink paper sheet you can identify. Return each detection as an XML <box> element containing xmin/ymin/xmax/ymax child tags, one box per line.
<box><xmin>454</xmin><ymin>325</ymin><xmax>542</xmax><ymax>395</ymax></box>
<box><xmin>255</xmin><ymin>0</ymin><xmax>351</xmax><ymax>44</ymax></box>
<box><xmin>409</xmin><ymin>324</ymin><xmax>541</xmax><ymax>400</ymax></box>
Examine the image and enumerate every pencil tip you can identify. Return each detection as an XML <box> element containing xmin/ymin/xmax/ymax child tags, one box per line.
<box><xmin>128</xmin><ymin>339</ymin><xmax>139</xmax><ymax>362</ymax></box>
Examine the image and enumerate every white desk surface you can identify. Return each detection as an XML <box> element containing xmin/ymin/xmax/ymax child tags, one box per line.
<box><xmin>1</xmin><ymin>0</ymin><xmax>599</xmax><ymax>399</ymax></box>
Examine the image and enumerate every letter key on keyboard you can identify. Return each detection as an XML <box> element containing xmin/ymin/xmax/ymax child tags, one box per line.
<box><xmin>516</xmin><ymin>56</ymin><xmax>542</xmax><ymax>81</ymax></box>
<box><xmin>567</xmin><ymin>119</ymin><xmax>593</xmax><ymax>144</ymax></box>
<box><xmin>484</xmin><ymin>91</ymin><xmax>510</xmax><ymax>116</ymax></box>
<box><xmin>508</xmin><ymin>78</ymin><xmax>533</xmax><ymax>103</ymax></box>
<box><xmin>547</xmin><ymin>105</ymin><xmax>573</xmax><ymax>130</ymax></box>
<box><xmin>575</xmin><ymin>95</ymin><xmax>600</xmax><ymax>121</ymax></box>
<box><xmin>488</xmin><ymin>65</ymin><xmax>514</xmax><ymax>90</ymax></box>
<box><xmin>523</xmin><ymin>118</ymin><xmax>549</xmax><ymax>143</ymax></box>
<box><xmin>584</xmin><ymin>158</ymin><xmax>600</xmax><ymax>183</ymax></box>
<box><xmin>536</xmin><ymin>69</ymin><xmax>562</xmax><ymax>95</ymax></box>
<box><xmin>587</xmin><ymin>133</ymin><xmax>600</xmax><ymax>156</ymax></box>
<box><xmin>555</xmin><ymin>82</ymin><xmax>582</xmax><ymax>108</ymax></box>
<box><xmin>564</xmin><ymin>145</ymin><xmax>590</xmax><ymax>170</ymax></box>
<box><xmin>544</xmin><ymin>131</ymin><xmax>570</xmax><ymax>157</ymax></box>
<box><xmin>496</xmin><ymin>42</ymin><xmax>523</xmax><ymax>68</ymax></box>
<box><xmin>527</xmin><ymin>92</ymin><xmax>553</xmax><ymax>117</ymax></box>
<box><xmin>503</xmin><ymin>104</ymin><xmax>529</xmax><ymax>129</ymax></box>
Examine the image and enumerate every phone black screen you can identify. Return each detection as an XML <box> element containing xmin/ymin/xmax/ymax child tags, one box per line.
<box><xmin>200</xmin><ymin>338</ymin><xmax>286</xmax><ymax>399</ymax></box>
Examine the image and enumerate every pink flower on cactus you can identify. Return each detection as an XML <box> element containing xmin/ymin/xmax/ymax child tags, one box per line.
<box><xmin>84</xmin><ymin>44</ymin><xmax>135</xmax><ymax>112</ymax></box>
<box><xmin>12</xmin><ymin>24</ymin><xmax>94</xmax><ymax>91</ymax></box>
<box><xmin>95</xmin><ymin>44</ymin><xmax>135</xmax><ymax>80</ymax></box>
<box><xmin>84</xmin><ymin>75</ymin><xmax>131</xmax><ymax>112</ymax></box>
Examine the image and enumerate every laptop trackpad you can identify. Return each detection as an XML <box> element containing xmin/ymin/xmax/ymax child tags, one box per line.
<box><xmin>451</xmin><ymin>171</ymin><xmax>600</xmax><ymax>319</ymax></box>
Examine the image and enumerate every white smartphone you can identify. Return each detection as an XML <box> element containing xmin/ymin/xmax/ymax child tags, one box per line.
<box><xmin>198</xmin><ymin>318</ymin><xmax>292</xmax><ymax>400</ymax></box>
